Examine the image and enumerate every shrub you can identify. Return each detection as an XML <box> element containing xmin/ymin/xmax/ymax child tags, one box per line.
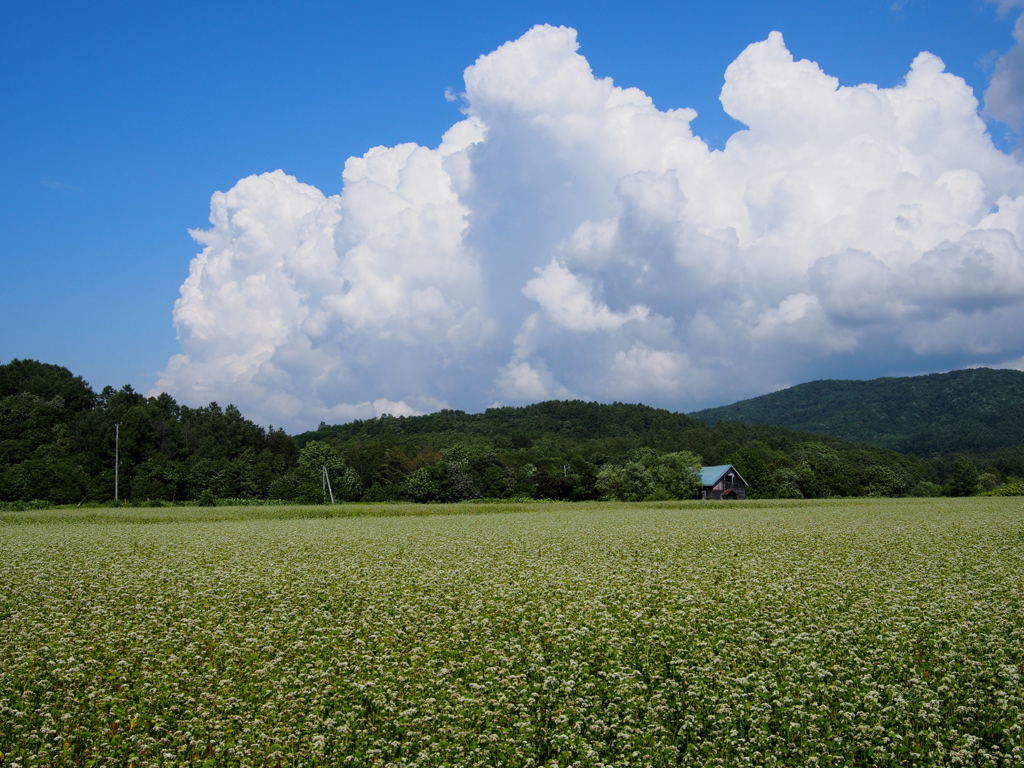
<box><xmin>986</xmin><ymin>481</ymin><xmax>1024</xmax><ymax>496</ymax></box>
<box><xmin>0</xmin><ymin>499</ymin><xmax>52</xmax><ymax>512</ymax></box>
<box><xmin>909</xmin><ymin>481</ymin><xmax>942</xmax><ymax>497</ymax></box>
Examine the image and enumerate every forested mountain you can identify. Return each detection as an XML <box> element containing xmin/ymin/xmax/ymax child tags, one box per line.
<box><xmin>4</xmin><ymin>358</ymin><xmax>1002</xmax><ymax>504</ymax></box>
<box><xmin>298</xmin><ymin>400</ymin><xmax>932</xmax><ymax>500</ymax></box>
<box><xmin>690</xmin><ymin>368</ymin><xmax>1024</xmax><ymax>476</ymax></box>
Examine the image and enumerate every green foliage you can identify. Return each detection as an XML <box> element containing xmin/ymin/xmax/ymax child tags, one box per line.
<box><xmin>595</xmin><ymin>449</ymin><xmax>701</xmax><ymax>501</ymax></box>
<box><xmin>296</xmin><ymin>441</ymin><xmax>363</xmax><ymax>503</ymax></box>
<box><xmin>768</xmin><ymin>467</ymin><xmax>804</xmax><ymax>498</ymax></box>
<box><xmin>649</xmin><ymin>451</ymin><xmax>702</xmax><ymax>499</ymax></box>
<box><xmin>948</xmin><ymin>454</ymin><xmax>979</xmax><ymax>497</ymax></box>
<box><xmin>0</xmin><ymin>499</ymin><xmax>52</xmax><ymax>512</ymax></box>
<box><xmin>862</xmin><ymin>466</ymin><xmax>911</xmax><ymax>497</ymax></box>
<box><xmin>976</xmin><ymin>471</ymin><xmax>1000</xmax><ymax>493</ymax></box>
<box><xmin>397</xmin><ymin>444</ymin><xmax>485</xmax><ymax>503</ymax></box>
<box><xmin>0</xmin><ymin>358</ymin><xmax>95</xmax><ymax>412</ymax></box>
<box><xmin>908</xmin><ymin>480</ymin><xmax>942</xmax><ymax>497</ymax></box>
<box><xmin>595</xmin><ymin>460</ymin><xmax>654</xmax><ymax>501</ymax></box>
<box><xmin>1</xmin><ymin>359</ymin><xmax>943</xmax><ymax>504</ymax></box>
<box><xmin>985</xmin><ymin>480</ymin><xmax>1024</xmax><ymax>496</ymax></box>
<box><xmin>299</xmin><ymin>400</ymin><xmax>934</xmax><ymax>501</ymax></box>
<box><xmin>402</xmin><ymin>465</ymin><xmax>441</xmax><ymax>503</ymax></box>
<box><xmin>0</xmin><ymin>360</ymin><xmax>296</xmax><ymax>504</ymax></box>
<box><xmin>725</xmin><ymin>440</ymin><xmax>788</xmax><ymax>497</ymax></box>
<box><xmin>693</xmin><ymin>368</ymin><xmax>1024</xmax><ymax>470</ymax></box>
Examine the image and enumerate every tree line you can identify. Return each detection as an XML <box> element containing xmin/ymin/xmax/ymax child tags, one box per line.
<box><xmin>1</xmin><ymin>359</ymin><xmax>1007</xmax><ymax>505</ymax></box>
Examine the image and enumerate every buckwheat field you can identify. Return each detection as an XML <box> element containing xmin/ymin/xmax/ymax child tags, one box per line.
<box><xmin>1</xmin><ymin>498</ymin><xmax>1022</xmax><ymax>767</ymax></box>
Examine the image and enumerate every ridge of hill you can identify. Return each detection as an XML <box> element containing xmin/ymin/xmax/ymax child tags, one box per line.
<box><xmin>0</xmin><ymin>358</ymin><xmax>967</xmax><ymax>502</ymax></box>
<box><xmin>298</xmin><ymin>398</ymin><xmax>932</xmax><ymax>498</ymax></box>
<box><xmin>690</xmin><ymin>368</ymin><xmax>1024</xmax><ymax>460</ymax></box>
<box><xmin>301</xmin><ymin>400</ymin><xmax>704</xmax><ymax>447</ymax></box>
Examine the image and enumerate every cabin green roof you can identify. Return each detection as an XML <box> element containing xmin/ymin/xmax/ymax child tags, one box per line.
<box><xmin>701</xmin><ymin>464</ymin><xmax>739</xmax><ymax>486</ymax></box>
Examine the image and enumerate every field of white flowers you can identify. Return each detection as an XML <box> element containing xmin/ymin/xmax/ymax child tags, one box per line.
<box><xmin>1</xmin><ymin>498</ymin><xmax>1022</xmax><ymax>767</ymax></box>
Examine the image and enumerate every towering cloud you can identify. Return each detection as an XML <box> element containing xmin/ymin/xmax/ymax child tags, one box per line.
<box><xmin>157</xmin><ymin>25</ymin><xmax>1024</xmax><ymax>430</ymax></box>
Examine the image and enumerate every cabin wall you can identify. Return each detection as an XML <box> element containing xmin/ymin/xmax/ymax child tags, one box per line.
<box><xmin>702</xmin><ymin>474</ymin><xmax>748</xmax><ymax>500</ymax></box>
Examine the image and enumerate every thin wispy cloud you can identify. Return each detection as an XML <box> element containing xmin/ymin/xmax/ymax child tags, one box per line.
<box><xmin>985</xmin><ymin>12</ymin><xmax>1024</xmax><ymax>137</ymax></box>
<box><xmin>40</xmin><ymin>180</ymin><xmax>79</xmax><ymax>192</ymax></box>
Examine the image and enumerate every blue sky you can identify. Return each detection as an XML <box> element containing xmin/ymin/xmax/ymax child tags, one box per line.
<box><xmin>3</xmin><ymin>1</ymin><xmax>1023</xmax><ymax>429</ymax></box>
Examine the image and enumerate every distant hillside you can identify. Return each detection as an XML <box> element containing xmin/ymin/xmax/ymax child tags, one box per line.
<box><xmin>0</xmin><ymin>360</ymin><xmax>937</xmax><ymax>504</ymax></box>
<box><xmin>299</xmin><ymin>399</ymin><xmax>839</xmax><ymax>458</ymax></box>
<box><xmin>300</xmin><ymin>399</ymin><xmax>932</xmax><ymax>499</ymax></box>
<box><xmin>691</xmin><ymin>368</ymin><xmax>1024</xmax><ymax>459</ymax></box>
<box><xmin>302</xmin><ymin>400</ymin><xmax>706</xmax><ymax>450</ymax></box>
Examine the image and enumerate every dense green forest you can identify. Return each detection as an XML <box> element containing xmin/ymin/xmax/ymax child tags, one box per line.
<box><xmin>3</xmin><ymin>359</ymin><xmax>1016</xmax><ymax>506</ymax></box>
<box><xmin>691</xmin><ymin>368</ymin><xmax>1024</xmax><ymax>478</ymax></box>
<box><xmin>296</xmin><ymin>401</ymin><xmax>935</xmax><ymax>500</ymax></box>
<box><xmin>0</xmin><ymin>359</ymin><xmax>297</xmax><ymax>505</ymax></box>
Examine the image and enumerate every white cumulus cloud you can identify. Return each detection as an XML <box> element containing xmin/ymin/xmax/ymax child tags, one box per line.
<box><xmin>157</xmin><ymin>24</ymin><xmax>1024</xmax><ymax>430</ymax></box>
<box><xmin>523</xmin><ymin>261</ymin><xmax>649</xmax><ymax>332</ymax></box>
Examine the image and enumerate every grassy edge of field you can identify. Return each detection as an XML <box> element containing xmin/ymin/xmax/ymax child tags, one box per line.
<box><xmin>1</xmin><ymin>495</ymin><xmax>1012</xmax><ymax>526</ymax></box>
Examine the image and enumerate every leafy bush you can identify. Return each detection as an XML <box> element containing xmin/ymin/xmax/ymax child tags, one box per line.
<box><xmin>985</xmin><ymin>480</ymin><xmax>1024</xmax><ymax>496</ymax></box>
<box><xmin>909</xmin><ymin>481</ymin><xmax>942</xmax><ymax>497</ymax></box>
<box><xmin>0</xmin><ymin>499</ymin><xmax>52</xmax><ymax>512</ymax></box>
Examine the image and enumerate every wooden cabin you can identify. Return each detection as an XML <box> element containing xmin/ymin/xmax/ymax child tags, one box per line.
<box><xmin>700</xmin><ymin>464</ymin><xmax>748</xmax><ymax>500</ymax></box>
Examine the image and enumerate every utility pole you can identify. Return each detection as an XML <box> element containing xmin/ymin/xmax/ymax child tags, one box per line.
<box><xmin>322</xmin><ymin>465</ymin><xmax>335</xmax><ymax>504</ymax></box>
<box><xmin>114</xmin><ymin>423</ymin><xmax>120</xmax><ymax>502</ymax></box>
